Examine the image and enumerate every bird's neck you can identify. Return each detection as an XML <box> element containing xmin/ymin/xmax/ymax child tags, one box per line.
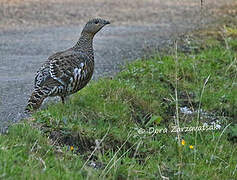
<box><xmin>74</xmin><ymin>32</ymin><xmax>94</xmax><ymax>59</ymax></box>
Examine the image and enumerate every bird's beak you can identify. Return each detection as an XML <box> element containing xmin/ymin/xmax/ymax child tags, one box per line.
<box><xmin>104</xmin><ymin>21</ymin><xmax>110</xmax><ymax>25</ymax></box>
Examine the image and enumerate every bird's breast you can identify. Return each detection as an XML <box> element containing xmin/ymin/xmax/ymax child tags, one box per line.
<box><xmin>66</xmin><ymin>59</ymin><xmax>94</xmax><ymax>94</ymax></box>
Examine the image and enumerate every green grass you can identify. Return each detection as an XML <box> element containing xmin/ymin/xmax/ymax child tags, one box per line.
<box><xmin>0</xmin><ymin>26</ymin><xmax>237</xmax><ymax>179</ymax></box>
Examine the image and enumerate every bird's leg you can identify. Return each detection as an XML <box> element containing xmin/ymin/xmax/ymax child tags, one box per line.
<box><xmin>61</xmin><ymin>96</ymin><xmax>69</xmax><ymax>104</ymax></box>
<box><xmin>61</xmin><ymin>96</ymin><xmax>65</xmax><ymax>104</ymax></box>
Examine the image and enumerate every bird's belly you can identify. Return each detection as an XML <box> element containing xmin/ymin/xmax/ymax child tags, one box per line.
<box><xmin>66</xmin><ymin>66</ymin><xmax>94</xmax><ymax>95</ymax></box>
<box><xmin>71</xmin><ymin>72</ymin><xmax>92</xmax><ymax>93</ymax></box>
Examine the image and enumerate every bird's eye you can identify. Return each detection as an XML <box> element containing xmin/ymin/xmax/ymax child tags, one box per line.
<box><xmin>94</xmin><ymin>20</ymin><xmax>99</xmax><ymax>24</ymax></box>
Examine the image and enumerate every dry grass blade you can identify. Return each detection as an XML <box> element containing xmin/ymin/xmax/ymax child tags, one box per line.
<box><xmin>208</xmin><ymin>123</ymin><xmax>232</xmax><ymax>167</ymax></box>
<box><xmin>80</xmin><ymin>125</ymin><xmax>110</xmax><ymax>171</ymax></box>
<box><xmin>102</xmin><ymin>140</ymin><xmax>138</xmax><ymax>178</ymax></box>
<box><xmin>100</xmin><ymin>131</ymin><xmax>133</xmax><ymax>177</ymax></box>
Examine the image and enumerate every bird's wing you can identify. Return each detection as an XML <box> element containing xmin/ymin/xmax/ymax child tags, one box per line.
<box><xmin>34</xmin><ymin>49</ymin><xmax>91</xmax><ymax>91</ymax></box>
<box><xmin>34</xmin><ymin>50</ymin><xmax>66</xmax><ymax>88</ymax></box>
<box><xmin>48</xmin><ymin>50</ymin><xmax>90</xmax><ymax>87</ymax></box>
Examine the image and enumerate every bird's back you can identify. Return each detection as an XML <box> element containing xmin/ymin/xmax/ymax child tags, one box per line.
<box><xmin>35</xmin><ymin>48</ymin><xmax>94</xmax><ymax>97</ymax></box>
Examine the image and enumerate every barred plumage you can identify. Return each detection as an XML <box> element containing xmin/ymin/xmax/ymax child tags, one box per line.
<box><xmin>25</xmin><ymin>18</ymin><xmax>110</xmax><ymax>112</ymax></box>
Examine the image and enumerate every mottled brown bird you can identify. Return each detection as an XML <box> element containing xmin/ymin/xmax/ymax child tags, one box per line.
<box><xmin>25</xmin><ymin>18</ymin><xmax>110</xmax><ymax>112</ymax></box>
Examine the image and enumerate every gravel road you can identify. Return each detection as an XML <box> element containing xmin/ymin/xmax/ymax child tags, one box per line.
<box><xmin>0</xmin><ymin>0</ymin><xmax>236</xmax><ymax>131</ymax></box>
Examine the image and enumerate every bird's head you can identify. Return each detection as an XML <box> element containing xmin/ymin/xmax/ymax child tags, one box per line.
<box><xmin>82</xmin><ymin>18</ymin><xmax>110</xmax><ymax>35</ymax></box>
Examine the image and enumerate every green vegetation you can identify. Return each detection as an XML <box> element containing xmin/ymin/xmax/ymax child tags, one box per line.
<box><xmin>0</xmin><ymin>25</ymin><xmax>237</xmax><ymax>179</ymax></box>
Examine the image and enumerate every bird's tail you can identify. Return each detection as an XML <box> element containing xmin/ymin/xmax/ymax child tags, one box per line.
<box><xmin>25</xmin><ymin>88</ymin><xmax>48</xmax><ymax>113</ymax></box>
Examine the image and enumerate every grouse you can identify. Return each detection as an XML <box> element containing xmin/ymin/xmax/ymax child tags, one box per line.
<box><xmin>25</xmin><ymin>18</ymin><xmax>110</xmax><ymax>112</ymax></box>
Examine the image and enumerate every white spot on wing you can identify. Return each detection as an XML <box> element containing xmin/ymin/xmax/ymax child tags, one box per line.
<box><xmin>74</xmin><ymin>68</ymin><xmax>79</xmax><ymax>74</ymax></box>
<box><xmin>74</xmin><ymin>68</ymin><xmax>81</xmax><ymax>80</ymax></box>
<box><xmin>70</xmin><ymin>77</ymin><xmax>73</xmax><ymax>83</ymax></box>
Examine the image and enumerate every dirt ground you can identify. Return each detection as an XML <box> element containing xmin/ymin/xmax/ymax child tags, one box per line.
<box><xmin>0</xmin><ymin>0</ymin><xmax>236</xmax><ymax>131</ymax></box>
<box><xmin>1</xmin><ymin>0</ymin><xmax>237</xmax><ymax>29</ymax></box>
